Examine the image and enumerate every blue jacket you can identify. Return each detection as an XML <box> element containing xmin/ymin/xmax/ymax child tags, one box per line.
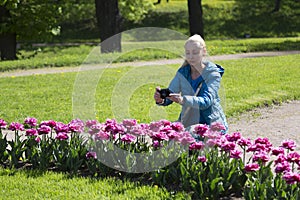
<box><xmin>161</xmin><ymin>61</ymin><xmax>228</xmax><ymax>131</ymax></box>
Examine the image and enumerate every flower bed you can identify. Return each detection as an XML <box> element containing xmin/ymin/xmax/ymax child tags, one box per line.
<box><xmin>0</xmin><ymin>118</ymin><xmax>299</xmax><ymax>199</ymax></box>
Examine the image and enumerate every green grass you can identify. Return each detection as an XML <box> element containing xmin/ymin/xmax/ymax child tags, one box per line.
<box><xmin>0</xmin><ymin>54</ymin><xmax>299</xmax><ymax>124</ymax></box>
<box><xmin>0</xmin><ymin>168</ymin><xmax>188</xmax><ymax>200</ymax></box>
<box><xmin>1</xmin><ymin>37</ymin><xmax>299</xmax><ymax>72</ymax></box>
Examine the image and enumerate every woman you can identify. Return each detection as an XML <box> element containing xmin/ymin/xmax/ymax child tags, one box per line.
<box><xmin>154</xmin><ymin>34</ymin><xmax>228</xmax><ymax>132</ymax></box>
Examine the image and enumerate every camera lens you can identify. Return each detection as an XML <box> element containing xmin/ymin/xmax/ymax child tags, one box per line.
<box><xmin>159</xmin><ymin>88</ymin><xmax>171</xmax><ymax>99</ymax></box>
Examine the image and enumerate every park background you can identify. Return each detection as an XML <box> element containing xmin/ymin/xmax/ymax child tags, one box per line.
<box><xmin>0</xmin><ymin>0</ymin><xmax>300</xmax><ymax>199</ymax></box>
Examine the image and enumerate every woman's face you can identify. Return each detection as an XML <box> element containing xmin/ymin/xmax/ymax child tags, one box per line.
<box><xmin>185</xmin><ymin>41</ymin><xmax>204</xmax><ymax>67</ymax></box>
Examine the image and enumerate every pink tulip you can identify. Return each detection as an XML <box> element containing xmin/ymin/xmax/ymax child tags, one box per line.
<box><xmin>230</xmin><ymin>149</ymin><xmax>242</xmax><ymax>159</ymax></box>
<box><xmin>197</xmin><ymin>156</ymin><xmax>207</xmax><ymax>163</ymax></box>
<box><xmin>40</xmin><ymin>120</ymin><xmax>56</xmax><ymax>128</ymax></box>
<box><xmin>178</xmin><ymin>131</ymin><xmax>195</xmax><ymax>145</ymax></box>
<box><xmin>86</xmin><ymin>151</ymin><xmax>97</xmax><ymax>159</ymax></box>
<box><xmin>9</xmin><ymin>122</ymin><xmax>24</xmax><ymax>131</ymax></box>
<box><xmin>271</xmin><ymin>147</ymin><xmax>285</xmax><ymax>156</ymax></box>
<box><xmin>281</xmin><ymin>140</ymin><xmax>296</xmax><ymax>151</ymax></box>
<box><xmin>24</xmin><ymin>117</ymin><xmax>38</xmax><ymax>127</ymax></box>
<box><xmin>189</xmin><ymin>141</ymin><xmax>205</xmax><ymax>151</ymax></box>
<box><xmin>193</xmin><ymin>124</ymin><xmax>209</xmax><ymax>137</ymax></box>
<box><xmin>95</xmin><ymin>131</ymin><xmax>110</xmax><ymax>140</ymax></box>
<box><xmin>121</xmin><ymin>134</ymin><xmax>136</xmax><ymax>143</ymax></box>
<box><xmin>282</xmin><ymin>172</ymin><xmax>300</xmax><ymax>184</ymax></box>
<box><xmin>25</xmin><ymin>129</ymin><xmax>38</xmax><ymax>137</ymax></box>
<box><xmin>253</xmin><ymin>151</ymin><xmax>270</xmax><ymax>163</ymax></box>
<box><xmin>275</xmin><ymin>161</ymin><xmax>291</xmax><ymax>174</ymax></box>
<box><xmin>244</xmin><ymin>163</ymin><xmax>260</xmax><ymax>172</ymax></box>
<box><xmin>225</xmin><ymin>132</ymin><xmax>241</xmax><ymax>142</ymax></box>
<box><xmin>0</xmin><ymin>119</ymin><xmax>7</xmax><ymax>129</ymax></box>
<box><xmin>287</xmin><ymin>152</ymin><xmax>300</xmax><ymax>163</ymax></box>
<box><xmin>55</xmin><ymin>132</ymin><xmax>69</xmax><ymax>140</ymax></box>
<box><xmin>237</xmin><ymin>137</ymin><xmax>252</xmax><ymax>147</ymax></box>
<box><xmin>37</xmin><ymin>125</ymin><xmax>51</xmax><ymax>135</ymax></box>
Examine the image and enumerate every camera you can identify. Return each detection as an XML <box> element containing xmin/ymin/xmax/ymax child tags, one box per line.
<box><xmin>158</xmin><ymin>88</ymin><xmax>171</xmax><ymax>99</ymax></box>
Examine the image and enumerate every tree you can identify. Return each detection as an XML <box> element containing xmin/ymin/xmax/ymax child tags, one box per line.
<box><xmin>95</xmin><ymin>0</ymin><xmax>122</xmax><ymax>53</ymax></box>
<box><xmin>187</xmin><ymin>0</ymin><xmax>204</xmax><ymax>39</ymax></box>
<box><xmin>0</xmin><ymin>5</ymin><xmax>16</xmax><ymax>60</ymax></box>
<box><xmin>0</xmin><ymin>0</ymin><xmax>63</xmax><ymax>60</ymax></box>
<box><xmin>95</xmin><ymin>0</ymin><xmax>153</xmax><ymax>53</ymax></box>
<box><xmin>272</xmin><ymin>0</ymin><xmax>281</xmax><ymax>12</ymax></box>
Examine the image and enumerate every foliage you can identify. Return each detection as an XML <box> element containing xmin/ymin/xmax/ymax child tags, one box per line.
<box><xmin>119</xmin><ymin>0</ymin><xmax>154</xmax><ymax>23</ymax></box>
<box><xmin>0</xmin><ymin>0</ymin><xmax>64</xmax><ymax>42</ymax></box>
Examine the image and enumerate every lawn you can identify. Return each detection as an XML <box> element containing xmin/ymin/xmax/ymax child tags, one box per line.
<box><xmin>0</xmin><ymin>54</ymin><xmax>299</xmax><ymax>124</ymax></box>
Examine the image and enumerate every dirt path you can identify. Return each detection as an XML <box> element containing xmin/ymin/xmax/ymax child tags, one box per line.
<box><xmin>228</xmin><ymin>100</ymin><xmax>300</xmax><ymax>150</ymax></box>
<box><xmin>1</xmin><ymin>50</ymin><xmax>299</xmax><ymax>78</ymax></box>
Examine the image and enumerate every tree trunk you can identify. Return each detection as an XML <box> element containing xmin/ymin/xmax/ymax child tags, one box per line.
<box><xmin>95</xmin><ymin>0</ymin><xmax>122</xmax><ymax>53</ymax></box>
<box><xmin>187</xmin><ymin>0</ymin><xmax>204</xmax><ymax>39</ymax></box>
<box><xmin>0</xmin><ymin>5</ymin><xmax>17</xmax><ymax>60</ymax></box>
<box><xmin>272</xmin><ymin>0</ymin><xmax>281</xmax><ymax>12</ymax></box>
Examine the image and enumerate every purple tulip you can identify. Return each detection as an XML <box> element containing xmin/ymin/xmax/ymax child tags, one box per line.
<box><xmin>189</xmin><ymin>141</ymin><xmax>205</xmax><ymax>151</ymax></box>
<box><xmin>271</xmin><ymin>147</ymin><xmax>285</xmax><ymax>156</ymax></box>
<box><xmin>121</xmin><ymin>133</ymin><xmax>136</xmax><ymax>143</ymax></box>
<box><xmin>281</xmin><ymin>140</ymin><xmax>296</xmax><ymax>151</ymax></box>
<box><xmin>35</xmin><ymin>136</ymin><xmax>41</xmax><ymax>143</ymax></box>
<box><xmin>275</xmin><ymin>161</ymin><xmax>291</xmax><ymax>174</ymax></box>
<box><xmin>122</xmin><ymin>119</ymin><xmax>137</xmax><ymax>128</ymax></box>
<box><xmin>55</xmin><ymin>132</ymin><xmax>69</xmax><ymax>140</ymax></box>
<box><xmin>152</xmin><ymin>140</ymin><xmax>162</xmax><ymax>148</ymax></box>
<box><xmin>210</xmin><ymin>121</ymin><xmax>226</xmax><ymax>132</ymax></box>
<box><xmin>68</xmin><ymin>119</ymin><xmax>84</xmax><ymax>133</ymax></box>
<box><xmin>25</xmin><ymin>128</ymin><xmax>38</xmax><ymax>137</ymax></box>
<box><xmin>220</xmin><ymin>141</ymin><xmax>236</xmax><ymax>152</ymax></box>
<box><xmin>274</xmin><ymin>154</ymin><xmax>287</xmax><ymax>165</ymax></box>
<box><xmin>86</xmin><ymin>151</ymin><xmax>97</xmax><ymax>160</ymax></box>
<box><xmin>24</xmin><ymin>117</ymin><xmax>38</xmax><ymax>127</ymax></box>
<box><xmin>225</xmin><ymin>132</ymin><xmax>241</xmax><ymax>142</ymax></box>
<box><xmin>178</xmin><ymin>131</ymin><xmax>195</xmax><ymax>145</ymax></box>
<box><xmin>230</xmin><ymin>149</ymin><xmax>242</xmax><ymax>159</ymax></box>
<box><xmin>85</xmin><ymin>120</ymin><xmax>98</xmax><ymax>129</ymax></box>
<box><xmin>88</xmin><ymin>123</ymin><xmax>102</xmax><ymax>135</ymax></box>
<box><xmin>9</xmin><ymin>122</ymin><xmax>24</xmax><ymax>131</ymax></box>
<box><xmin>253</xmin><ymin>151</ymin><xmax>270</xmax><ymax>163</ymax></box>
<box><xmin>170</xmin><ymin>122</ymin><xmax>184</xmax><ymax>132</ymax></box>
<box><xmin>40</xmin><ymin>120</ymin><xmax>56</xmax><ymax>128</ymax></box>
<box><xmin>244</xmin><ymin>163</ymin><xmax>260</xmax><ymax>172</ymax></box>
<box><xmin>193</xmin><ymin>124</ymin><xmax>209</xmax><ymax>137</ymax></box>
<box><xmin>287</xmin><ymin>152</ymin><xmax>300</xmax><ymax>163</ymax></box>
<box><xmin>95</xmin><ymin>130</ymin><xmax>110</xmax><ymax>140</ymax></box>
<box><xmin>37</xmin><ymin>125</ymin><xmax>51</xmax><ymax>135</ymax></box>
<box><xmin>150</xmin><ymin>131</ymin><xmax>169</xmax><ymax>141</ymax></box>
<box><xmin>54</xmin><ymin>122</ymin><xmax>70</xmax><ymax>133</ymax></box>
<box><xmin>237</xmin><ymin>137</ymin><xmax>252</xmax><ymax>147</ymax></box>
<box><xmin>197</xmin><ymin>156</ymin><xmax>207</xmax><ymax>163</ymax></box>
<box><xmin>0</xmin><ymin>119</ymin><xmax>7</xmax><ymax>129</ymax></box>
<box><xmin>282</xmin><ymin>172</ymin><xmax>300</xmax><ymax>184</ymax></box>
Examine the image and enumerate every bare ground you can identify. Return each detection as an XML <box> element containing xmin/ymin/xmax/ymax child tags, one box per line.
<box><xmin>228</xmin><ymin>100</ymin><xmax>300</xmax><ymax>151</ymax></box>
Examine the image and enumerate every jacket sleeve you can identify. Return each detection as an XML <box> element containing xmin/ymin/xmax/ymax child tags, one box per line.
<box><xmin>182</xmin><ymin>71</ymin><xmax>221</xmax><ymax>110</ymax></box>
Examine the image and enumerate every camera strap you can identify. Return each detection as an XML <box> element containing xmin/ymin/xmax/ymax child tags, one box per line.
<box><xmin>181</xmin><ymin>81</ymin><xmax>203</xmax><ymax>127</ymax></box>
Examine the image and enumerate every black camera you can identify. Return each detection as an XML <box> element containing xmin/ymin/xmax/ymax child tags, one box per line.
<box><xmin>158</xmin><ymin>88</ymin><xmax>171</xmax><ymax>99</ymax></box>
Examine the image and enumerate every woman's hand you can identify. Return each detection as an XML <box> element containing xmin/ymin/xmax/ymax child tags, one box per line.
<box><xmin>154</xmin><ymin>87</ymin><xmax>164</xmax><ymax>104</ymax></box>
<box><xmin>168</xmin><ymin>93</ymin><xmax>183</xmax><ymax>105</ymax></box>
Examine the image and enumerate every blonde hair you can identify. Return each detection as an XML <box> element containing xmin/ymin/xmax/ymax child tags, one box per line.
<box><xmin>184</xmin><ymin>34</ymin><xmax>206</xmax><ymax>49</ymax></box>
<box><xmin>181</xmin><ymin>34</ymin><xmax>207</xmax><ymax>68</ymax></box>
